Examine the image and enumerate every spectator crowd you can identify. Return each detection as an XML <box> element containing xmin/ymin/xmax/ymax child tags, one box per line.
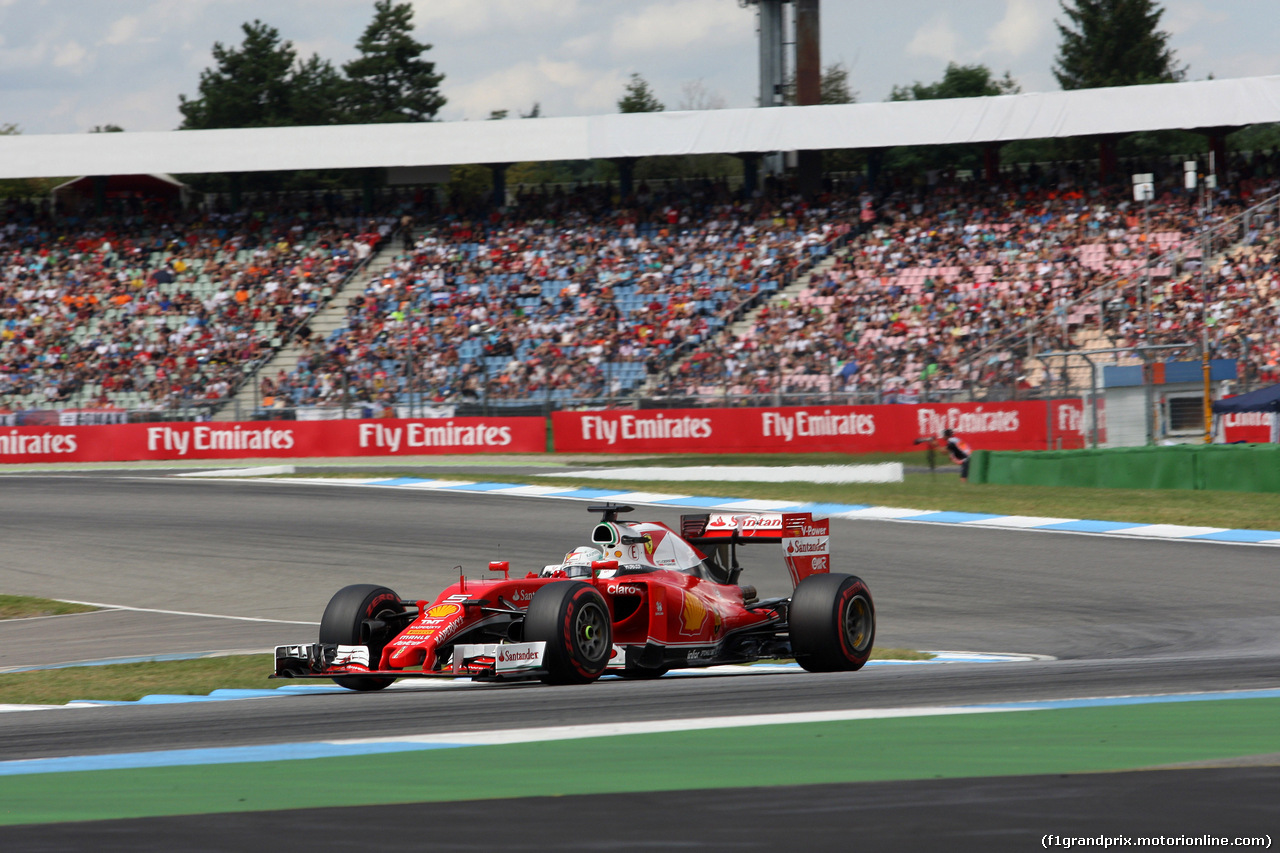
<box><xmin>4</xmin><ymin>149</ymin><xmax>1280</xmax><ymax>420</ymax></box>
<box><xmin>0</xmin><ymin>196</ymin><xmax>393</xmax><ymax>416</ymax></box>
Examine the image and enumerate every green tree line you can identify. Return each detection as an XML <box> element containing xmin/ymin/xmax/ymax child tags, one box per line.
<box><xmin>178</xmin><ymin>0</ymin><xmax>444</xmax><ymax>130</ymax></box>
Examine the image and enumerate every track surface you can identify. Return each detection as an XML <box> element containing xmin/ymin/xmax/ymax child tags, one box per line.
<box><xmin>2</xmin><ymin>769</ymin><xmax>1277</xmax><ymax>853</ymax></box>
<box><xmin>1</xmin><ymin>476</ymin><xmax>1278</xmax><ymax>847</ymax></box>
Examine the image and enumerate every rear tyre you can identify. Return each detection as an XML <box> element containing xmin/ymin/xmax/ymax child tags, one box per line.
<box><xmin>789</xmin><ymin>573</ymin><xmax>875</xmax><ymax>673</ymax></box>
<box><xmin>523</xmin><ymin>581</ymin><xmax>612</xmax><ymax>685</ymax></box>
<box><xmin>319</xmin><ymin>584</ymin><xmax>405</xmax><ymax>691</ymax></box>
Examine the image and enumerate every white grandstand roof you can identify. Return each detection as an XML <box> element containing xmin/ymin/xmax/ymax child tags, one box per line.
<box><xmin>2</xmin><ymin>76</ymin><xmax>1280</xmax><ymax>180</ymax></box>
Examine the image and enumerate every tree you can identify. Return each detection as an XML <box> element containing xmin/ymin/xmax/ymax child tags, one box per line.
<box><xmin>783</xmin><ymin>61</ymin><xmax>858</xmax><ymax>105</ymax></box>
<box><xmin>89</xmin><ymin>124</ymin><xmax>124</xmax><ymax>133</ymax></box>
<box><xmin>679</xmin><ymin>79</ymin><xmax>726</xmax><ymax>111</ymax></box>
<box><xmin>178</xmin><ymin>21</ymin><xmax>299</xmax><ymax>128</ymax></box>
<box><xmin>289</xmin><ymin>55</ymin><xmax>347</xmax><ymax>126</ymax></box>
<box><xmin>343</xmin><ymin>0</ymin><xmax>446</xmax><ymax>123</ymax></box>
<box><xmin>618</xmin><ymin>74</ymin><xmax>664</xmax><ymax>113</ymax></box>
<box><xmin>1054</xmin><ymin>0</ymin><xmax>1186</xmax><ymax>90</ymax></box>
<box><xmin>890</xmin><ymin>62</ymin><xmax>1019</xmax><ymax>101</ymax></box>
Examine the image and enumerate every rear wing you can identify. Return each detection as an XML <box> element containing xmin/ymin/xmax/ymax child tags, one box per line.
<box><xmin>681</xmin><ymin>511</ymin><xmax>830</xmax><ymax>587</ymax></box>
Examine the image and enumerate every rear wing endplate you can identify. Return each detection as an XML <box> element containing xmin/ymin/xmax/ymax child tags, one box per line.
<box><xmin>682</xmin><ymin>511</ymin><xmax>830</xmax><ymax>587</ymax></box>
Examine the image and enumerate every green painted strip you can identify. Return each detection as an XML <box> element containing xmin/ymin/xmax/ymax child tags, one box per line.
<box><xmin>2</xmin><ymin>698</ymin><xmax>1277</xmax><ymax>826</ymax></box>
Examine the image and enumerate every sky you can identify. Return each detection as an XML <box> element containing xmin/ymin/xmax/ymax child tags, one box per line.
<box><xmin>0</xmin><ymin>0</ymin><xmax>1277</xmax><ymax>136</ymax></box>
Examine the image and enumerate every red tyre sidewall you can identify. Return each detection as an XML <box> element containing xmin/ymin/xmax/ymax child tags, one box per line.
<box><xmin>364</xmin><ymin>592</ymin><xmax>398</xmax><ymax>622</ymax></box>
<box><xmin>561</xmin><ymin>586</ymin><xmax>607</xmax><ymax>679</ymax></box>
<box><xmin>834</xmin><ymin>579</ymin><xmax>874</xmax><ymax>665</ymax></box>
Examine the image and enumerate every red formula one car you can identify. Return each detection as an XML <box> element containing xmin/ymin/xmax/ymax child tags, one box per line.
<box><xmin>273</xmin><ymin>504</ymin><xmax>875</xmax><ymax>688</ymax></box>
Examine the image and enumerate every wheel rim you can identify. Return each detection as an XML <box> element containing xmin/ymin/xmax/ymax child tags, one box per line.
<box><xmin>843</xmin><ymin>594</ymin><xmax>873</xmax><ymax>654</ymax></box>
<box><xmin>574</xmin><ymin>601</ymin><xmax>609</xmax><ymax>663</ymax></box>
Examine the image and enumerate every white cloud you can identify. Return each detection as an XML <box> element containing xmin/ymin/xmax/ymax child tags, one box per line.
<box><xmin>984</xmin><ymin>0</ymin><xmax>1044</xmax><ymax>57</ymax></box>
<box><xmin>52</xmin><ymin>40</ymin><xmax>89</xmax><ymax>69</ymax></box>
<box><xmin>408</xmin><ymin>0</ymin><xmax>583</xmax><ymax>36</ymax></box>
<box><xmin>906</xmin><ymin>13</ymin><xmax>962</xmax><ymax>63</ymax></box>
<box><xmin>0</xmin><ymin>39</ymin><xmax>47</xmax><ymax>70</ymax></box>
<box><xmin>1163</xmin><ymin>0</ymin><xmax>1230</xmax><ymax>35</ymax></box>
<box><xmin>47</xmin><ymin>95</ymin><xmax>79</xmax><ymax>119</ymax></box>
<box><xmin>1196</xmin><ymin>51</ymin><xmax>1280</xmax><ymax>80</ymax></box>
<box><xmin>445</xmin><ymin>57</ymin><xmax>627</xmax><ymax>120</ymax></box>
<box><xmin>101</xmin><ymin>15</ymin><xmax>141</xmax><ymax>46</ymax></box>
<box><xmin>609</xmin><ymin>0</ymin><xmax>751</xmax><ymax>55</ymax></box>
<box><xmin>78</xmin><ymin>81</ymin><xmax>180</xmax><ymax>133</ymax></box>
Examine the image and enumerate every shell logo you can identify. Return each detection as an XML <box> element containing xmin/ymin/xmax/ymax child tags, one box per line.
<box><xmin>679</xmin><ymin>592</ymin><xmax>708</xmax><ymax>635</ymax></box>
<box><xmin>426</xmin><ymin>604</ymin><xmax>461</xmax><ymax>618</ymax></box>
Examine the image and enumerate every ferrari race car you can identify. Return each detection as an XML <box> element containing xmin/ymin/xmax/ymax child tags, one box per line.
<box><xmin>273</xmin><ymin>504</ymin><xmax>875</xmax><ymax>688</ymax></box>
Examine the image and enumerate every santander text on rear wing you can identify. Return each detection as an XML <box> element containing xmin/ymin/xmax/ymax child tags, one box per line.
<box><xmin>780</xmin><ymin>512</ymin><xmax>830</xmax><ymax>586</ymax></box>
<box><xmin>681</xmin><ymin>511</ymin><xmax>831</xmax><ymax>587</ymax></box>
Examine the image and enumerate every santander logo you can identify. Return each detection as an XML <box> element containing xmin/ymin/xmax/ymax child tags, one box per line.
<box><xmin>499</xmin><ymin>648</ymin><xmax>540</xmax><ymax>663</ymax></box>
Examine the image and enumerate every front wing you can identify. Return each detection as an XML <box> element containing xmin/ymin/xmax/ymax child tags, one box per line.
<box><xmin>272</xmin><ymin>641</ymin><xmax>548</xmax><ymax>682</ymax></box>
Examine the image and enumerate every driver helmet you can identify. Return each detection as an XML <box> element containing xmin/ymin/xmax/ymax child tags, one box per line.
<box><xmin>543</xmin><ymin>545</ymin><xmax>605</xmax><ymax>579</ymax></box>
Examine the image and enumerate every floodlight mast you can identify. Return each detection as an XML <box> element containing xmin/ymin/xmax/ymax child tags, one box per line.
<box><xmin>740</xmin><ymin>1</ymin><xmax>788</xmax><ymax>110</ymax></box>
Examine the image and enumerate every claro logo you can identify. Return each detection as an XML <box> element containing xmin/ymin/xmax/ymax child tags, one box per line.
<box><xmin>0</xmin><ymin>430</ymin><xmax>78</xmax><ymax>455</ymax></box>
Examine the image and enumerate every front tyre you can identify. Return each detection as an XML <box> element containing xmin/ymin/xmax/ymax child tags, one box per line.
<box><xmin>523</xmin><ymin>581</ymin><xmax>612</xmax><ymax>685</ymax></box>
<box><xmin>319</xmin><ymin>583</ymin><xmax>405</xmax><ymax>691</ymax></box>
<box><xmin>789</xmin><ymin>573</ymin><xmax>875</xmax><ymax>673</ymax></box>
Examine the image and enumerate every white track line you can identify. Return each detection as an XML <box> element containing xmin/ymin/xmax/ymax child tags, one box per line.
<box><xmin>57</xmin><ymin>600</ymin><xmax>319</xmax><ymax>626</ymax></box>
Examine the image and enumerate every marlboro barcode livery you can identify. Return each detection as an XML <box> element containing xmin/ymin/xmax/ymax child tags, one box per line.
<box><xmin>274</xmin><ymin>504</ymin><xmax>875</xmax><ymax>687</ymax></box>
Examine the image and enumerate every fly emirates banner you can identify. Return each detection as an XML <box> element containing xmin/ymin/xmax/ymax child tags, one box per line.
<box><xmin>553</xmin><ymin>401</ymin><xmax>1089</xmax><ymax>453</ymax></box>
<box><xmin>0</xmin><ymin>416</ymin><xmax>546</xmax><ymax>464</ymax></box>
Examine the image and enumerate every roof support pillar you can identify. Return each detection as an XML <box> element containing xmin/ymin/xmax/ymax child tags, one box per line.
<box><xmin>983</xmin><ymin>142</ymin><xmax>1002</xmax><ymax>183</ymax></box>
<box><xmin>1206</xmin><ymin>131</ymin><xmax>1227</xmax><ymax>184</ymax></box>
<box><xmin>866</xmin><ymin>147</ymin><xmax>885</xmax><ymax>189</ymax></box>
<box><xmin>737</xmin><ymin>152</ymin><xmax>760</xmax><ymax>197</ymax></box>
<box><xmin>93</xmin><ymin>175</ymin><xmax>106</xmax><ymax>216</ymax></box>
<box><xmin>361</xmin><ymin>168</ymin><xmax>378</xmax><ymax>212</ymax></box>
<box><xmin>612</xmin><ymin>157</ymin><xmax>637</xmax><ymax>200</ymax></box>
<box><xmin>1098</xmin><ymin>134</ymin><xmax>1119</xmax><ymax>183</ymax></box>
<box><xmin>488</xmin><ymin>163</ymin><xmax>510</xmax><ymax>210</ymax></box>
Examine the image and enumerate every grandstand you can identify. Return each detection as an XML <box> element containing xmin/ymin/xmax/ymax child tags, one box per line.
<box><xmin>257</xmin><ymin>159</ymin><xmax>1276</xmax><ymax>417</ymax></box>
<box><xmin>257</xmin><ymin>182</ymin><xmax>851</xmax><ymax>416</ymax></box>
<box><xmin>4</xmin><ymin>162</ymin><xmax>1279</xmax><ymax>422</ymax></box>
<box><xmin>4</xmin><ymin>78</ymin><xmax>1280</xmax><ymax>421</ymax></box>
<box><xmin>0</xmin><ymin>195</ymin><xmax>399</xmax><ymax>422</ymax></box>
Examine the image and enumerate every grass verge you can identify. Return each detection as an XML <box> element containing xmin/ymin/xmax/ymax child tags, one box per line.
<box><xmin>1</xmin><ymin>648</ymin><xmax>933</xmax><ymax>705</ymax></box>
<box><xmin>0</xmin><ymin>655</ymin><xmax>278</xmax><ymax>705</ymax></box>
<box><xmin>0</xmin><ymin>596</ymin><xmax>97</xmax><ymax>621</ymax></box>
<box><xmin>870</xmin><ymin>648</ymin><xmax>934</xmax><ymax>661</ymax></box>
<box><xmin>2</xmin><ymin>698</ymin><xmax>1278</xmax><ymax>825</ymax></box>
